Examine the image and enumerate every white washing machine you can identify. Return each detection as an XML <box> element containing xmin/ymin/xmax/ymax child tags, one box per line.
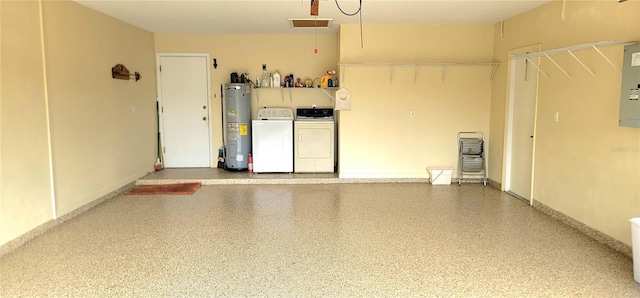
<box><xmin>294</xmin><ymin>108</ymin><xmax>335</xmax><ymax>173</ymax></box>
<box><xmin>251</xmin><ymin>108</ymin><xmax>294</xmax><ymax>173</ymax></box>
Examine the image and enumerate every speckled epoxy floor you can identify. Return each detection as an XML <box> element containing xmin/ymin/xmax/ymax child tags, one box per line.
<box><xmin>1</xmin><ymin>183</ymin><xmax>639</xmax><ymax>296</ymax></box>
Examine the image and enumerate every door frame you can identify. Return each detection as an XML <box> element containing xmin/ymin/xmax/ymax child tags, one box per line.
<box><xmin>156</xmin><ymin>53</ymin><xmax>214</xmax><ymax>167</ymax></box>
<box><xmin>502</xmin><ymin>44</ymin><xmax>541</xmax><ymax>205</ymax></box>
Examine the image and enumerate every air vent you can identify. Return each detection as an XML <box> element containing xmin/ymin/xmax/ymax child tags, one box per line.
<box><xmin>288</xmin><ymin>18</ymin><xmax>333</xmax><ymax>29</ymax></box>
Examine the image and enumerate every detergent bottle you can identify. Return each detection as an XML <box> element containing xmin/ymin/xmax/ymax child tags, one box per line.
<box><xmin>321</xmin><ymin>74</ymin><xmax>330</xmax><ymax>88</ymax></box>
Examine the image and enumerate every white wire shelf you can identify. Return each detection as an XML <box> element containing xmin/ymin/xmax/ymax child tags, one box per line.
<box><xmin>337</xmin><ymin>62</ymin><xmax>501</xmax><ymax>82</ymax></box>
<box><xmin>509</xmin><ymin>40</ymin><xmax>638</xmax><ymax>79</ymax></box>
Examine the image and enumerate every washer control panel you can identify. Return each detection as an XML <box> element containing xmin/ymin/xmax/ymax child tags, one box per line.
<box><xmin>256</xmin><ymin>108</ymin><xmax>294</xmax><ymax>120</ymax></box>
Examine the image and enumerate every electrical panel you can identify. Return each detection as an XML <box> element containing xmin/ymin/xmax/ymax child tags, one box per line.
<box><xmin>619</xmin><ymin>43</ymin><xmax>640</xmax><ymax>128</ymax></box>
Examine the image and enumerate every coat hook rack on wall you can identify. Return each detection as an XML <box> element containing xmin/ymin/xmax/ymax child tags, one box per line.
<box><xmin>112</xmin><ymin>64</ymin><xmax>141</xmax><ymax>81</ymax></box>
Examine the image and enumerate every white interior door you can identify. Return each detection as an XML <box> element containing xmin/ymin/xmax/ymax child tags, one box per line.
<box><xmin>157</xmin><ymin>54</ymin><xmax>211</xmax><ymax>168</ymax></box>
<box><xmin>506</xmin><ymin>57</ymin><xmax>537</xmax><ymax>201</ymax></box>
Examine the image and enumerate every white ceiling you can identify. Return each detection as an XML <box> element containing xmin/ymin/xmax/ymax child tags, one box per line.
<box><xmin>74</xmin><ymin>0</ymin><xmax>551</xmax><ymax>35</ymax></box>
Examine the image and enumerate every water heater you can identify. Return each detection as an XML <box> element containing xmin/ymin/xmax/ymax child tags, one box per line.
<box><xmin>224</xmin><ymin>83</ymin><xmax>252</xmax><ymax>170</ymax></box>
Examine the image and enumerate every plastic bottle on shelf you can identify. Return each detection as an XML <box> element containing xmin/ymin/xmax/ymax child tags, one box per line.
<box><xmin>284</xmin><ymin>75</ymin><xmax>291</xmax><ymax>88</ymax></box>
<box><xmin>261</xmin><ymin>64</ymin><xmax>270</xmax><ymax>88</ymax></box>
<box><xmin>272</xmin><ymin>70</ymin><xmax>281</xmax><ymax>88</ymax></box>
<box><xmin>321</xmin><ymin>74</ymin><xmax>330</xmax><ymax>88</ymax></box>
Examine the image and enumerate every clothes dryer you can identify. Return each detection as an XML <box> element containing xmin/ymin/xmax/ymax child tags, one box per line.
<box><xmin>294</xmin><ymin>108</ymin><xmax>335</xmax><ymax>173</ymax></box>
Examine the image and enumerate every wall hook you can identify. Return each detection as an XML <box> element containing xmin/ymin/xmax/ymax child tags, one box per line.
<box><xmin>112</xmin><ymin>64</ymin><xmax>141</xmax><ymax>81</ymax></box>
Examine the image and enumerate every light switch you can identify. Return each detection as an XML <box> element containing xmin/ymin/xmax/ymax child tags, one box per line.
<box><xmin>410</xmin><ymin>111</ymin><xmax>416</xmax><ymax>118</ymax></box>
<box><xmin>554</xmin><ymin>112</ymin><xmax>559</xmax><ymax>122</ymax></box>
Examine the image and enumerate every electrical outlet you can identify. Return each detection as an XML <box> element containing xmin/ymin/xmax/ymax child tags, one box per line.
<box><xmin>410</xmin><ymin>111</ymin><xmax>416</xmax><ymax>118</ymax></box>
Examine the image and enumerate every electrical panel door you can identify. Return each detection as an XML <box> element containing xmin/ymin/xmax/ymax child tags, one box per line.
<box><xmin>619</xmin><ymin>43</ymin><xmax>640</xmax><ymax>128</ymax></box>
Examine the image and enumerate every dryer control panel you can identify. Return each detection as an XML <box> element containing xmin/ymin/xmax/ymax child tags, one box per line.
<box><xmin>296</xmin><ymin>108</ymin><xmax>334</xmax><ymax>121</ymax></box>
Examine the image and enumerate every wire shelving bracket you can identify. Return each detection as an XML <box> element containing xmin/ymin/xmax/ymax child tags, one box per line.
<box><xmin>508</xmin><ymin>40</ymin><xmax>638</xmax><ymax>79</ymax></box>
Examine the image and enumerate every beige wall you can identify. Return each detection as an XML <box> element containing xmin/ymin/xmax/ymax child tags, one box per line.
<box><xmin>490</xmin><ymin>0</ymin><xmax>640</xmax><ymax>245</ymax></box>
<box><xmin>3</xmin><ymin>0</ymin><xmax>637</xmax><ymax>250</ymax></box>
<box><xmin>1</xmin><ymin>0</ymin><xmax>157</xmax><ymax>246</ymax></box>
<box><xmin>43</xmin><ymin>1</ymin><xmax>157</xmax><ymax>216</ymax></box>
<box><xmin>155</xmin><ymin>33</ymin><xmax>339</xmax><ymax>157</ymax></box>
<box><xmin>1</xmin><ymin>0</ymin><xmax>53</xmax><ymax>245</ymax></box>
<box><xmin>338</xmin><ymin>25</ymin><xmax>495</xmax><ymax>178</ymax></box>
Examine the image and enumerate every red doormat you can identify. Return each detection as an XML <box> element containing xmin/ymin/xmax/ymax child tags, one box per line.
<box><xmin>125</xmin><ymin>183</ymin><xmax>201</xmax><ymax>195</ymax></box>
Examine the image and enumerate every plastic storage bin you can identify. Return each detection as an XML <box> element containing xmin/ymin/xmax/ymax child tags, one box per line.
<box><xmin>631</xmin><ymin>217</ymin><xmax>640</xmax><ymax>283</ymax></box>
<box><xmin>428</xmin><ymin>167</ymin><xmax>453</xmax><ymax>185</ymax></box>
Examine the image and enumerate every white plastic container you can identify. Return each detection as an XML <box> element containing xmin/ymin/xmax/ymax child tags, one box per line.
<box><xmin>428</xmin><ymin>167</ymin><xmax>453</xmax><ymax>185</ymax></box>
<box><xmin>631</xmin><ymin>217</ymin><xmax>640</xmax><ymax>283</ymax></box>
<box><xmin>272</xmin><ymin>71</ymin><xmax>281</xmax><ymax>88</ymax></box>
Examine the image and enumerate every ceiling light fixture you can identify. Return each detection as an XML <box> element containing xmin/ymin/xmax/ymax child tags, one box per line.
<box><xmin>288</xmin><ymin>18</ymin><xmax>333</xmax><ymax>29</ymax></box>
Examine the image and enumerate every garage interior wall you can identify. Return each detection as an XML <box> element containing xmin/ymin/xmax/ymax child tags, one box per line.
<box><xmin>1</xmin><ymin>0</ymin><xmax>53</xmax><ymax>247</ymax></box>
<box><xmin>1</xmin><ymin>0</ymin><xmax>638</xmax><ymax>253</ymax></box>
<box><xmin>338</xmin><ymin>24</ymin><xmax>495</xmax><ymax>178</ymax></box>
<box><xmin>154</xmin><ymin>33</ymin><xmax>339</xmax><ymax>160</ymax></box>
<box><xmin>489</xmin><ymin>0</ymin><xmax>640</xmax><ymax>246</ymax></box>
<box><xmin>0</xmin><ymin>0</ymin><xmax>157</xmax><ymax>246</ymax></box>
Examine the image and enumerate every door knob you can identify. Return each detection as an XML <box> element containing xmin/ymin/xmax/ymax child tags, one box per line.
<box><xmin>203</xmin><ymin>117</ymin><xmax>207</xmax><ymax>121</ymax></box>
<box><xmin>203</xmin><ymin>106</ymin><xmax>206</xmax><ymax>109</ymax></box>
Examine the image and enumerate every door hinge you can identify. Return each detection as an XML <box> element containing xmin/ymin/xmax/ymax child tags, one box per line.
<box><xmin>163</xmin><ymin>147</ymin><xmax>166</xmax><ymax>153</ymax></box>
<box><xmin>159</xmin><ymin>65</ymin><xmax>162</xmax><ymax>72</ymax></box>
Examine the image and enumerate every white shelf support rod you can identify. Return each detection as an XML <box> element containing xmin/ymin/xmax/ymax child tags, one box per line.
<box><xmin>319</xmin><ymin>88</ymin><xmax>336</xmax><ymax>101</ymax></box>
<box><xmin>544</xmin><ymin>53</ymin><xmax>571</xmax><ymax>78</ymax></box>
<box><xmin>592</xmin><ymin>45</ymin><xmax>620</xmax><ymax>73</ymax></box>
<box><xmin>567</xmin><ymin>49</ymin><xmax>596</xmax><ymax>77</ymax></box>
<box><xmin>490</xmin><ymin>64</ymin><xmax>499</xmax><ymax>81</ymax></box>
<box><xmin>525</xmin><ymin>57</ymin><xmax>550</xmax><ymax>79</ymax></box>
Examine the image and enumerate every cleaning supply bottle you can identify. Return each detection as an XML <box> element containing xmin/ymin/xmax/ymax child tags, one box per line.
<box><xmin>321</xmin><ymin>73</ymin><xmax>330</xmax><ymax>88</ymax></box>
<box><xmin>261</xmin><ymin>64</ymin><xmax>270</xmax><ymax>88</ymax></box>
<box><xmin>248</xmin><ymin>153</ymin><xmax>253</xmax><ymax>173</ymax></box>
<box><xmin>272</xmin><ymin>70</ymin><xmax>281</xmax><ymax>88</ymax></box>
